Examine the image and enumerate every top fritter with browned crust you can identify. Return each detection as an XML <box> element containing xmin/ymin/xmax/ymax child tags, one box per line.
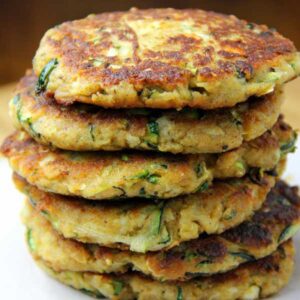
<box><xmin>33</xmin><ymin>8</ymin><xmax>300</xmax><ymax>109</ymax></box>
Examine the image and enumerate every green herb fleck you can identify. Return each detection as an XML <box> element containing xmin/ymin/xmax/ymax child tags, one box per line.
<box><xmin>92</xmin><ymin>38</ymin><xmax>101</xmax><ymax>45</ymax></box>
<box><xmin>23</xmin><ymin>117</ymin><xmax>41</xmax><ymax>139</ymax></box>
<box><xmin>194</xmin><ymin>162</ymin><xmax>204</xmax><ymax>178</ymax></box>
<box><xmin>36</xmin><ymin>58</ymin><xmax>58</xmax><ymax>94</ymax></box>
<box><xmin>113</xmin><ymin>186</ymin><xmax>126</xmax><ymax>197</ymax></box>
<box><xmin>88</xmin><ymin>57</ymin><xmax>103</xmax><ymax>67</ymax></box>
<box><xmin>159</xmin><ymin>230</ymin><xmax>171</xmax><ymax>245</ymax></box>
<box><xmin>184</xmin><ymin>251</ymin><xmax>198</xmax><ymax>261</ymax></box>
<box><xmin>89</xmin><ymin>124</ymin><xmax>96</xmax><ymax>141</ymax></box>
<box><xmin>235</xmin><ymin>161</ymin><xmax>245</xmax><ymax>174</ymax></box>
<box><xmin>121</xmin><ymin>154</ymin><xmax>129</xmax><ymax>162</ymax></box>
<box><xmin>177</xmin><ymin>286</ymin><xmax>183</xmax><ymax>300</ymax></box>
<box><xmin>274</xmin><ymin>195</ymin><xmax>291</xmax><ymax>206</ymax></box>
<box><xmin>278</xmin><ymin>224</ymin><xmax>300</xmax><ymax>243</ymax></box>
<box><xmin>266</xmin><ymin>71</ymin><xmax>280</xmax><ymax>82</ymax></box>
<box><xmin>16</xmin><ymin>112</ymin><xmax>42</xmax><ymax>139</ymax></box>
<box><xmin>196</xmin><ymin>181</ymin><xmax>209</xmax><ymax>193</ymax></box>
<box><xmin>112</xmin><ymin>280</ymin><xmax>124</xmax><ymax>296</ymax></box>
<box><xmin>41</xmin><ymin>210</ymin><xmax>49</xmax><ymax>217</ymax></box>
<box><xmin>280</xmin><ymin>132</ymin><xmax>297</xmax><ymax>155</ymax></box>
<box><xmin>146</xmin><ymin>120</ymin><xmax>159</xmax><ymax>145</ymax></box>
<box><xmin>28</xmin><ymin>197</ymin><xmax>37</xmax><ymax>207</ymax></box>
<box><xmin>16</xmin><ymin>108</ymin><xmax>22</xmax><ymax>123</ymax></box>
<box><xmin>290</xmin><ymin>63</ymin><xmax>297</xmax><ymax>71</ymax></box>
<box><xmin>231</xmin><ymin>110</ymin><xmax>242</xmax><ymax>126</ymax></box>
<box><xmin>151</xmin><ymin>202</ymin><xmax>165</xmax><ymax>236</ymax></box>
<box><xmin>139</xmin><ymin>187</ymin><xmax>146</xmax><ymax>196</ymax></box>
<box><xmin>141</xmin><ymin>87</ymin><xmax>164</xmax><ymax>99</ymax></box>
<box><xmin>148</xmin><ymin>174</ymin><xmax>160</xmax><ymax>184</ymax></box>
<box><xmin>196</xmin><ymin>259</ymin><xmax>213</xmax><ymax>266</ymax></box>
<box><xmin>132</xmin><ymin>170</ymin><xmax>161</xmax><ymax>184</ymax></box>
<box><xmin>229</xmin><ymin>252</ymin><xmax>255</xmax><ymax>262</ymax></box>
<box><xmin>134</xmin><ymin>170</ymin><xmax>150</xmax><ymax>179</ymax></box>
<box><xmin>26</xmin><ymin>229</ymin><xmax>36</xmax><ymax>251</ymax></box>
<box><xmin>223</xmin><ymin>209</ymin><xmax>237</xmax><ymax>221</ymax></box>
<box><xmin>146</xmin><ymin>142</ymin><xmax>158</xmax><ymax>149</ymax></box>
<box><xmin>246</xmin><ymin>23</ymin><xmax>255</xmax><ymax>30</ymax></box>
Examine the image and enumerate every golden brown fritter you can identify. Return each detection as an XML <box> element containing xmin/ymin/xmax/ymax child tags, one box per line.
<box><xmin>32</xmin><ymin>241</ymin><xmax>295</xmax><ymax>300</ymax></box>
<box><xmin>1</xmin><ymin>119</ymin><xmax>295</xmax><ymax>200</ymax></box>
<box><xmin>11</xmin><ymin>72</ymin><xmax>283</xmax><ymax>153</ymax></box>
<box><xmin>33</xmin><ymin>8</ymin><xmax>300</xmax><ymax>109</ymax></box>
<box><xmin>15</xmin><ymin>173</ymin><xmax>275</xmax><ymax>253</ymax></box>
<box><xmin>23</xmin><ymin>180</ymin><xmax>300</xmax><ymax>281</ymax></box>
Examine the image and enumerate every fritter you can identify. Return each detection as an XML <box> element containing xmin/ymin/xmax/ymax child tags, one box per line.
<box><xmin>11</xmin><ymin>72</ymin><xmax>283</xmax><ymax>153</ymax></box>
<box><xmin>22</xmin><ymin>180</ymin><xmax>300</xmax><ymax>281</ymax></box>
<box><xmin>15</xmin><ymin>173</ymin><xmax>275</xmax><ymax>252</ymax></box>
<box><xmin>33</xmin><ymin>8</ymin><xmax>300</xmax><ymax>109</ymax></box>
<box><xmin>33</xmin><ymin>241</ymin><xmax>294</xmax><ymax>300</ymax></box>
<box><xmin>1</xmin><ymin>119</ymin><xmax>294</xmax><ymax>200</ymax></box>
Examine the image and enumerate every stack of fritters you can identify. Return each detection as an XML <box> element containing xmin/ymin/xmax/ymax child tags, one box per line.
<box><xmin>1</xmin><ymin>8</ymin><xmax>300</xmax><ymax>300</ymax></box>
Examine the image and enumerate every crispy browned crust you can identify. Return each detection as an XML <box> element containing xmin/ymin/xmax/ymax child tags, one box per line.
<box><xmin>224</xmin><ymin>182</ymin><xmax>300</xmax><ymax>245</ymax></box>
<box><xmin>21</xmin><ymin>177</ymin><xmax>300</xmax><ymax>282</ymax></box>
<box><xmin>33</xmin><ymin>240</ymin><xmax>295</xmax><ymax>300</ymax></box>
<box><xmin>33</xmin><ymin>8</ymin><xmax>299</xmax><ymax>109</ymax></box>
<box><xmin>10</xmin><ymin>71</ymin><xmax>283</xmax><ymax>153</ymax></box>
<box><xmin>143</xmin><ymin>181</ymin><xmax>300</xmax><ymax>280</ymax></box>
<box><xmin>42</xmin><ymin>9</ymin><xmax>297</xmax><ymax>82</ymax></box>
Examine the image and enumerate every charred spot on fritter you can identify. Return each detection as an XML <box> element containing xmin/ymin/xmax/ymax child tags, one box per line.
<box><xmin>254</xmin><ymin>183</ymin><xmax>300</xmax><ymax>225</ymax></box>
<box><xmin>224</xmin><ymin>222</ymin><xmax>272</xmax><ymax>247</ymax></box>
<box><xmin>187</xmin><ymin>237</ymin><xmax>228</xmax><ymax>260</ymax></box>
<box><xmin>275</xmin><ymin>181</ymin><xmax>300</xmax><ymax>206</ymax></box>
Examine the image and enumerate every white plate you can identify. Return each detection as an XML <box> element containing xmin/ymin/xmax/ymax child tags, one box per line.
<box><xmin>0</xmin><ymin>146</ymin><xmax>300</xmax><ymax>300</ymax></box>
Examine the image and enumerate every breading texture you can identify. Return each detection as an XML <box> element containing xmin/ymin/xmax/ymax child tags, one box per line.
<box><xmin>1</xmin><ymin>119</ymin><xmax>295</xmax><ymax>200</ymax></box>
<box><xmin>32</xmin><ymin>241</ymin><xmax>295</xmax><ymax>300</ymax></box>
<box><xmin>11</xmin><ymin>72</ymin><xmax>283</xmax><ymax>153</ymax></box>
<box><xmin>15</xmin><ymin>173</ymin><xmax>275</xmax><ymax>252</ymax></box>
<box><xmin>33</xmin><ymin>8</ymin><xmax>300</xmax><ymax>109</ymax></box>
<box><xmin>22</xmin><ymin>180</ymin><xmax>300</xmax><ymax>281</ymax></box>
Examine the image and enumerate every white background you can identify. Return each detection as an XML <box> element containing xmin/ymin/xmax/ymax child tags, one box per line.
<box><xmin>0</xmin><ymin>149</ymin><xmax>299</xmax><ymax>299</ymax></box>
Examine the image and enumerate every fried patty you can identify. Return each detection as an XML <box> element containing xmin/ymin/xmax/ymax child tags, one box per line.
<box><xmin>33</xmin><ymin>8</ymin><xmax>300</xmax><ymax>109</ymax></box>
<box><xmin>15</xmin><ymin>173</ymin><xmax>275</xmax><ymax>253</ymax></box>
<box><xmin>11</xmin><ymin>72</ymin><xmax>283</xmax><ymax>153</ymax></box>
<box><xmin>22</xmin><ymin>180</ymin><xmax>300</xmax><ymax>281</ymax></box>
<box><xmin>1</xmin><ymin>119</ymin><xmax>294</xmax><ymax>200</ymax></box>
<box><xmin>32</xmin><ymin>241</ymin><xmax>294</xmax><ymax>300</ymax></box>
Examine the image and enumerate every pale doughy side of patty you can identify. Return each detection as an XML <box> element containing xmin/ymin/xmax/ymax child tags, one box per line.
<box><xmin>11</xmin><ymin>73</ymin><xmax>283</xmax><ymax>153</ymax></box>
<box><xmin>32</xmin><ymin>241</ymin><xmax>295</xmax><ymax>300</ymax></box>
<box><xmin>1</xmin><ymin>119</ymin><xmax>295</xmax><ymax>200</ymax></box>
<box><xmin>15</xmin><ymin>174</ymin><xmax>276</xmax><ymax>252</ymax></box>
<box><xmin>22</xmin><ymin>180</ymin><xmax>300</xmax><ymax>281</ymax></box>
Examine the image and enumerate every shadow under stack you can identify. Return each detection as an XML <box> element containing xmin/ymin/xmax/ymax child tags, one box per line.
<box><xmin>1</xmin><ymin>8</ymin><xmax>300</xmax><ymax>300</ymax></box>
